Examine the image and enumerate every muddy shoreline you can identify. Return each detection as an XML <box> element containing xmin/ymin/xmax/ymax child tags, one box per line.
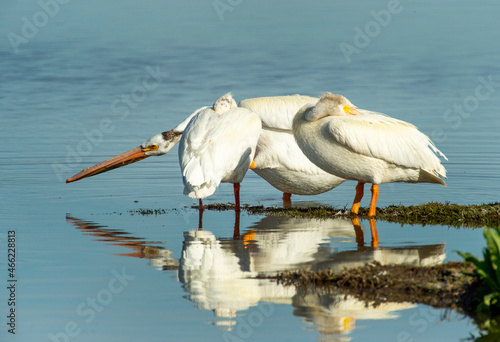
<box><xmin>273</xmin><ymin>261</ymin><xmax>482</xmax><ymax>317</ymax></box>
<box><xmin>195</xmin><ymin>202</ymin><xmax>500</xmax><ymax>229</ymax></box>
<box><xmin>130</xmin><ymin>202</ymin><xmax>500</xmax><ymax>229</ymax></box>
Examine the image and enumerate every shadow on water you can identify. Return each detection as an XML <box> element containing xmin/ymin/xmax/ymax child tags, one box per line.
<box><xmin>66</xmin><ymin>213</ymin><xmax>447</xmax><ymax>340</ymax></box>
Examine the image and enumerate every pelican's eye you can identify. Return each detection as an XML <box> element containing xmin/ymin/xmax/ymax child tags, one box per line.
<box><xmin>343</xmin><ymin>105</ymin><xmax>352</xmax><ymax>114</ymax></box>
<box><xmin>143</xmin><ymin>144</ymin><xmax>159</xmax><ymax>152</ymax></box>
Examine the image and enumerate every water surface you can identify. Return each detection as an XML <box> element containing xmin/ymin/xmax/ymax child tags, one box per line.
<box><xmin>1</xmin><ymin>1</ymin><xmax>499</xmax><ymax>341</ymax></box>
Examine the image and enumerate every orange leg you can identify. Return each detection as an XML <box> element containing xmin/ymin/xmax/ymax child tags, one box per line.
<box><xmin>199</xmin><ymin>198</ymin><xmax>204</xmax><ymax>211</ymax></box>
<box><xmin>283</xmin><ymin>192</ymin><xmax>292</xmax><ymax>209</ymax></box>
<box><xmin>351</xmin><ymin>182</ymin><xmax>365</xmax><ymax>214</ymax></box>
<box><xmin>368</xmin><ymin>184</ymin><xmax>379</xmax><ymax>217</ymax></box>
<box><xmin>368</xmin><ymin>217</ymin><xmax>379</xmax><ymax>247</ymax></box>
<box><xmin>234</xmin><ymin>183</ymin><xmax>241</xmax><ymax>212</ymax></box>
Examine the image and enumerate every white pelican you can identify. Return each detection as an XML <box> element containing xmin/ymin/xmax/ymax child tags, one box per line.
<box><xmin>67</xmin><ymin>93</ymin><xmax>261</xmax><ymax>211</ymax></box>
<box><xmin>293</xmin><ymin>93</ymin><xmax>448</xmax><ymax>217</ymax></box>
<box><xmin>66</xmin><ymin>95</ymin><xmax>345</xmax><ymax>206</ymax></box>
<box><xmin>239</xmin><ymin>96</ymin><xmax>345</xmax><ymax>203</ymax></box>
<box><xmin>178</xmin><ymin>93</ymin><xmax>261</xmax><ymax>211</ymax></box>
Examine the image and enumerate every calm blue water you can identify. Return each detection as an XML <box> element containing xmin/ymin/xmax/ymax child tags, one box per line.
<box><xmin>1</xmin><ymin>0</ymin><xmax>499</xmax><ymax>341</ymax></box>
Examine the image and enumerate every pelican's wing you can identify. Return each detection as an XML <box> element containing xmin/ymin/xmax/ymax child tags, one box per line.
<box><xmin>239</xmin><ymin>95</ymin><xmax>318</xmax><ymax>130</ymax></box>
<box><xmin>326</xmin><ymin>111</ymin><xmax>447</xmax><ymax>177</ymax></box>
<box><xmin>179</xmin><ymin>107</ymin><xmax>261</xmax><ymax>198</ymax></box>
<box><xmin>179</xmin><ymin>108</ymin><xmax>218</xmax><ymax>197</ymax></box>
<box><xmin>207</xmin><ymin>108</ymin><xmax>261</xmax><ymax>185</ymax></box>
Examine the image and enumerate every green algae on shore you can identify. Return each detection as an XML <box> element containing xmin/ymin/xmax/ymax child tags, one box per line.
<box><xmin>128</xmin><ymin>202</ymin><xmax>500</xmax><ymax>228</ymax></box>
<box><xmin>371</xmin><ymin>202</ymin><xmax>500</xmax><ymax>228</ymax></box>
<box><xmin>246</xmin><ymin>202</ymin><xmax>500</xmax><ymax>228</ymax></box>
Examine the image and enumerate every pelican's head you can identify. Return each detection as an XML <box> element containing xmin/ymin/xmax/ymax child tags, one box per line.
<box><xmin>140</xmin><ymin>130</ymin><xmax>183</xmax><ymax>156</ymax></box>
<box><xmin>319</xmin><ymin>93</ymin><xmax>361</xmax><ymax>117</ymax></box>
<box><xmin>303</xmin><ymin>93</ymin><xmax>361</xmax><ymax>122</ymax></box>
<box><xmin>66</xmin><ymin>129</ymin><xmax>183</xmax><ymax>183</ymax></box>
<box><xmin>65</xmin><ymin>102</ymin><xmax>219</xmax><ymax>183</ymax></box>
<box><xmin>213</xmin><ymin>93</ymin><xmax>237</xmax><ymax>114</ymax></box>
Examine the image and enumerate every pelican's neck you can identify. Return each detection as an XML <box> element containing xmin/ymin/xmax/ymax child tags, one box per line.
<box><xmin>174</xmin><ymin>106</ymin><xmax>210</xmax><ymax>132</ymax></box>
<box><xmin>303</xmin><ymin>101</ymin><xmax>333</xmax><ymax>122</ymax></box>
<box><xmin>303</xmin><ymin>94</ymin><xmax>350</xmax><ymax>121</ymax></box>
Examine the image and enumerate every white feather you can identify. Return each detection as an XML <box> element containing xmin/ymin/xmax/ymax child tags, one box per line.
<box><xmin>239</xmin><ymin>95</ymin><xmax>345</xmax><ymax>195</ymax></box>
<box><xmin>179</xmin><ymin>106</ymin><xmax>261</xmax><ymax>199</ymax></box>
<box><xmin>326</xmin><ymin>111</ymin><xmax>447</xmax><ymax>178</ymax></box>
<box><xmin>293</xmin><ymin>93</ymin><xmax>448</xmax><ymax>186</ymax></box>
<box><xmin>239</xmin><ymin>95</ymin><xmax>318</xmax><ymax>130</ymax></box>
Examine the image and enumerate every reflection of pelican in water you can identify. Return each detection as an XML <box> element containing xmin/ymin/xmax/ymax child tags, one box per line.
<box><xmin>244</xmin><ymin>216</ymin><xmax>358</xmax><ymax>275</ymax></box>
<box><xmin>292</xmin><ymin>287</ymin><xmax>414</xmax><ymax>341</ymax></box>
<box><xmin>311</xmin><ymin>217</ymin><xmax>445</xmax><ymax>273</ymax></box>
<box><xmin>178</xmin><ymin>216</ymin><xmax>445</xmax><ymax>331</ymax></box>
<box><xmin>244</xmin><ymin>216</ymin><xmax>444</xmax><ymax>273</ymax></box>
<box><xmin>178</xmin><ymin>229</ymin><xmax>295</xmax><ymax>324</ymax></box>
<box><xmin>66</xmin><ymin>215</ymin><xmax>178</xmax><ymax>270</ymax></box>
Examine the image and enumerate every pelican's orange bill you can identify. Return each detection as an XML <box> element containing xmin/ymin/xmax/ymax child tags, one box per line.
<box><xmin>66</xmin><ymin>146</ymin><xmax>149</xmax><ymax>183</ymax></box>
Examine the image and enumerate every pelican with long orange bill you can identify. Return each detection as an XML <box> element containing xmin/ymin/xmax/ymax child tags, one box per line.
<box><xmin>67</xmin><ymin>94</ymin><xmax>262</xmax><ymax>213</ymax></box>
<box><xmin>65</xmin><ymin>107</ymin><xmax>207</xmax><ymax>184</ymax></box>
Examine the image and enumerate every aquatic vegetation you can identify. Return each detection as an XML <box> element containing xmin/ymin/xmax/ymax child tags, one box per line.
<box><xmin>127</xmin><ymin>202</ymin><xmax>500</xmax><ymax>229</ymax></box>
<box><xmin>129</xmin><ymin>208</ymin><xmax>168</xmax><ymax>216</ymax></box>
<box><xmin>458</xmin><ymin>227</ymin><xmax>500</xmax><ymax>331</ymax></box>
<box><xmin>245</xmin><ymin>202</ymin><xmax>500</xmax><ymax>229</ymax></box>
<box><xmin>276</xmin><ymin>261</ymin><xmax>476</xmax><ymax>310</ymax></box>
<box><xmin>377</xmin><ymin>202</ymin><xmax>500</xmax><ymax>228</ymax></box>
